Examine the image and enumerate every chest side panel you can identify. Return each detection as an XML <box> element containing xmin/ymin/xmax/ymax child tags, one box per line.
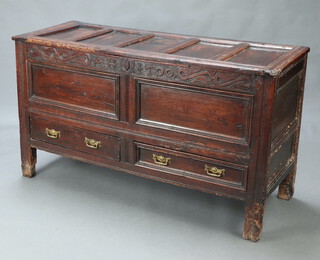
<box><xmin>267</xmin><ymin>58</ymin><xmax>307</xmax><ymax>193</ymax></box>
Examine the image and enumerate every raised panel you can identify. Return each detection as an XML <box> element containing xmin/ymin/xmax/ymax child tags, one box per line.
<box><xmin>268</xmin><ymin>134</ymin><xmax>295</xmax><ymax>179</ymax></box>
<box><xmin>135</xmin><ymin>80</ymin><xmax>253</xmax><ymax>144</ymax></box>
<box><xmin>30</xmin><ymin>64</ymin><xmax>120</xmax><ymax>119</ymax></box>
<box><xmin>39</xmin><ymin>25</ymin><xmax>101</xmax><ymax>41</ymax></box>
<box><xmin>272</xmin><ymin>74</ymin><xmax>301</xmax><ymax>139</ymax></box>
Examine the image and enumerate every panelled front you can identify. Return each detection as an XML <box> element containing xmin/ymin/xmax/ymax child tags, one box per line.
<box><xmin>25</xmin><ymin>44</ymin><xmax>257</xmax><ymax>198</ymax></box>
<box><xmin>133</xmin><ymin>79</ymin><xmax>254</xmax><ymax>145</ymax></box>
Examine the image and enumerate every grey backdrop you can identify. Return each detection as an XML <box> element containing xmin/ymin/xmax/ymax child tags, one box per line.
<box><xmin>1</xmin><ymin>0</ymin><xmax>319</xmax><ymax>259</ymax></box>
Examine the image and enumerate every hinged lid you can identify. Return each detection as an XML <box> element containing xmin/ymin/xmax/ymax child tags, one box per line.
<box><xmin>12</xmin><ymin>21</ymin><xmax>309</xmax><ymax>76</ymax></box>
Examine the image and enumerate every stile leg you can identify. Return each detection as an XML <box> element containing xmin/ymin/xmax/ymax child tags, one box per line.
<box><xmin>242</xmin><ymin>200</ymin><xmax>265</xmax><ymax>242</ymax></box>
<box><xmin>21</xmin><ymin>147</ymin><xmax>37</xmax><ymax>178</ymax></box>
<box><xmin>277</xmin><ymin>165</ymin><xmax>296</xmax><ymax>200</ymax></box>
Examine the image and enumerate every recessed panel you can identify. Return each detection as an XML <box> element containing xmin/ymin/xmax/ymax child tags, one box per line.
<box><xmin>268</xmin><ymin>134</ymin><xmax>295</xmax><ymax>178</ymax></box>
<box><xmin>272</xmin><ymin>75</ymin><xmax>300</xmax><ymax>139</ymax></box>
<box><xmin>136</xmin><ymin>81</ymin><xmax>253</xmax><ymax>144</ymax></box>
<box><xmin>31</xmin><ymin>65</ymin><xmax>119</xmax><ymax>118</ymax></box>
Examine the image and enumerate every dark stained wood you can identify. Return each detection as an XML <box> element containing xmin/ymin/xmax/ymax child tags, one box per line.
<box><xmin>163</xmin><ymin>38</ymin><xmax>200</xmax><ymax>54</ymax></box>
<box><xmin>271</xmin><ymin>75</ymin><xmax>301</xmax><ymax>139</ymax></box>
<box><xmin>81</xmin><ymin>31</ymin><xmax>147</xmax><ymax>47</ymax></box>
<box><xmin>135</xmin><ymin>142</ymin><xmax>248</xmax><ymax>191</ymax></box>
<box><xmin>12</xmin><ymin>21</ymin><xmax>309</xmax><ymax>242</ymax></box>
<box><xmin>114</xmin><ymin>34</ymin><xmax>155</xmax><ymax>48</ymax></box>
<box><xmin>30</xmin><ymin>115</ymin><xmax>78</xmax><ymax>149</ymax></box>
<box><xmin>277</xmin><ymin>55</ymin><xmax>308</xmax><ymax>201</ymax></box>
<box><xmin>42</xmin><ymin>25</ymin><xmax>101</xmax><ymax>41</ymax></box>
<box><xmin>123</xmin><ymin>35</ymin><xmax>195</xmax><ymax>53</ymax></box>
<box><xmin>76</xmin><ymin>127</ymin><xmax>121</xmax><ymax>161</ymax></box>
<box><xmin>228</xmin><ymin>47</ymin><xmax>287</xmax><ymax>66</ymax></box>
<box><xmin>31</xmin><ymin>64</ymin><xmax>119</xmax><ymax>116</ymax></box>
<box><xmin>174</xmin><ymin>42</ymin><xmax>232</xmax><ymax>59</ymax></box>
<box><xmin>15</xmin><ymin>41</ymin><xmax>37</xmax><ymax>178</ymax></box>
<box><xmin>216</xmin><ymin>43</ymin><xmax>250</xmax><ymax>61</ymax></box>
<box><xmin>74</xmin><ymin>28</ymin><xmax>114</xmax><ymax>42</ymax></box>
<box><xmin>277</xmin><ymin>167</ymin><xmax>296</xmax><ymax>200</ymax></box>
<box><xmin>136</xmin><ymin>81</ymin><xmax>252</xmax><ymax>143</ymax></box>
<box><xmin>268</xmin><ymin>134</ymin><xmax>295</xmax><ymax>178</ymax></box>
<box><xmin>30</xmin><ymin>115</ymin><xmax>121</xmax><ymax>161</ymax></box>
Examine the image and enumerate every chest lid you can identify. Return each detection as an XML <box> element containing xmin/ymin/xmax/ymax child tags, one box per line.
<box><xmin>12</xmin><ymin>21</ymin><xmax>309</xmax><ymax>76</ymax></box>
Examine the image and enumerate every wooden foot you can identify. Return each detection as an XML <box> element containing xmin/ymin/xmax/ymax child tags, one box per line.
<box><xmin>277</xmin><ymin>167</ymin><xmax>296</xmax><ymax>201</ymax></box>
<box><xmin>22</xmin><ymin>163</ymin><xmax>36</xmax><ymax>178</ymax></box>
<box><xmin>21</xmin><ymin>147</ymin><xmax>37</xmax><ymax>178</ymax></box>
<box><xmin>242</xmin><ymin>202</ymin><xmax>265</xmax><ymax>242</ymax></box>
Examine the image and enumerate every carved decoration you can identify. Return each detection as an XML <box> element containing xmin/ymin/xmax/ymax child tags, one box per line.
<box><xmin>178</xmin><ymin>68</ymin><xmax>252</xmax><ymax>90</ymax></box>
<box><xmin>27</xmin><ymin>45</ymin><xmax>91</xmax><ymax>66</ymax></box>
<box><xmin>26</xmin><ymin>44</ymin><xmax>253</xmax><ymax>92</ymax></box>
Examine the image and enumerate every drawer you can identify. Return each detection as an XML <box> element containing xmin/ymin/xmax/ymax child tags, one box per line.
<box><xmin>30</xmin><ymin>116</ymin><xmax>120</xmax><ymax>161</ymax></box>
<box><xmin>76</xmin><ymin>128</ymin><xmax>120</xmax><ymax>161</ymax></box>
<box><xmin>30</xmin><ymin>116</ymin><xmax>76</xmax><ymax>148</ymax></box>
<box><xmin>30</xmin><ymin>64</ymin><xmax>120</xmax><ymax>119</ymax></box>
<box><xmin>134</xmin><ymin>142</ymin><xmax>248</xmax><ymax>191</ymax></box>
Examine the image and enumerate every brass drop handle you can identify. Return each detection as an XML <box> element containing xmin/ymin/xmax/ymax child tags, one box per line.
<box><xmin>152</xmin><ymin>153</ymin><xmax>171</xmax><ymax>166</ymax></box>
<box><xmin>205</xmin><ymin>164</ymin><xmax>225</xmax><ymax>178</ymax></box>
<box><xmin>85</xmin><ymin>137</ymin><xmax>101</xmax><ymax>149</ymax></box>
<box><xmin>45</xmin><ymin>128</ymin><xmax>60</xmax><ymax>139</ymax></box>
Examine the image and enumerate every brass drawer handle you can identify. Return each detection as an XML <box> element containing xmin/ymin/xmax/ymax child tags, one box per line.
<box><xmin>205</xmin><ymin>164</ymin><xmax>225</xmax><ymax>178</ymax></box>
<box><xmin>45</xmin><ymin>128</ymin><xmax>60</xmax><ymax>139</ymax></box>
<box><xmin>152</xmin><ymin>153</ymin><xmax>171</xmax><ymax>166</ymax></box>
<box><xmin>85</xmin><ymin>137</ymin><xmax>101</xmax><ymax>149</ymax></box>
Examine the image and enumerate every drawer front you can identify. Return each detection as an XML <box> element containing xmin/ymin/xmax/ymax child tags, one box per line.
<box><xmin>30</xmin><ymin>64</ymin><xmax>119</xmax><ymax>118</ymax></box>
<box><xmin>134</xmin><ymin>80</ymin><xmax>254</xmax><ymax>145</ymax></box>
<box><xmin>30</xmin><ymin>116</ymin><xmax>77</xmax><ymax>148</ymax></box>
<box><xmin>30</xmin><ymin>116</ymin><xmax>120</xmax><ymax>161</ymax></box>
<box><xmin>76</xmin><ymin>128</ymin><xmax>120</xmax><ymax>160</ymax></box>
<box><xmin>134</xmin><ymin>142</ymin><xmax>248</xmax><ymax>191</ymax></box>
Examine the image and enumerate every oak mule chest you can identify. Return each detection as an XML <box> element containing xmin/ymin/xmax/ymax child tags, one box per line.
<box><xmin>13</xmin><ymin>21</ymin><xmax>309</xmax><ymax>241</ymax></box>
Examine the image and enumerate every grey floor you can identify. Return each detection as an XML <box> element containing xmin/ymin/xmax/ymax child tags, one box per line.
<box><xmin>1</xmin><ymin>124</ymin><xmax>319</xmax><ymax>260</ymax></box>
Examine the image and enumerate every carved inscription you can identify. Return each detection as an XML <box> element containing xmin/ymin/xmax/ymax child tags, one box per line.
<box><xmin>26</xmin><ymin>44</ymin><xmax>253</xmax><ymax>92</ymax></box>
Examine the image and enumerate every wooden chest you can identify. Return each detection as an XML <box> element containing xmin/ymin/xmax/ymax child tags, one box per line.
<box><xmin>12</xmin><ymin>21</ymin><xmax>309</xmax><ymax>241</ymax></box>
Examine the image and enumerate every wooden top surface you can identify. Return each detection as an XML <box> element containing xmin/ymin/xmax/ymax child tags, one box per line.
<box><xmin>13</xmin><ymin>21</ymin><xmax>309</xmax><ymax>76</ymax></box>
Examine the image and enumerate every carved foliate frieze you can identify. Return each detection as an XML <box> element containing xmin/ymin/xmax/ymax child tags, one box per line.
<box><xmin>26</xmin><ymin>44</ymin><xmax>253</xmax><ymax>92</ymax></box>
